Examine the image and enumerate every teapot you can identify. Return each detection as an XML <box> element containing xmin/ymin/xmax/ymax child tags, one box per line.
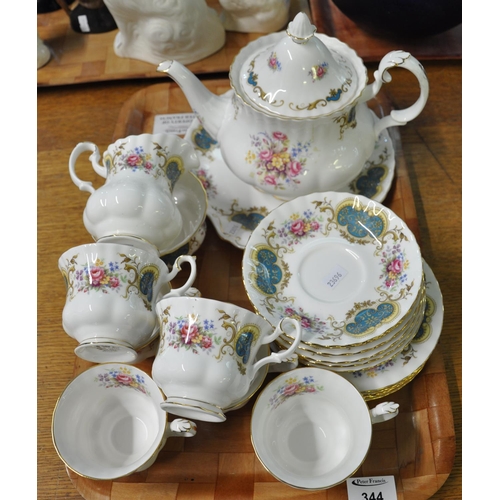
<box><xmin>157</xmin><ymin>12</ymin><xmax>429</xmax><ymax>201</ymax></box>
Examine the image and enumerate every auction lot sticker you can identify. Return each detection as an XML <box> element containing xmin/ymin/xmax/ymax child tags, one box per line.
<box><xmin>347</xmin><ymin>476</ymin><xmax>397</xmax><ymax>500</ymax></box>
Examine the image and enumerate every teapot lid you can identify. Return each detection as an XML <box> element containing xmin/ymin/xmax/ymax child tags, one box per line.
<box><xmin>236</xmin><ymin>13</ymin><xmax>366</xmax><ymax>119</ymax></box>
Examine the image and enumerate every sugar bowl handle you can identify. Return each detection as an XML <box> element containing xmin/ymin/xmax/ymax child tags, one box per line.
<box><xmin>360</xmin><ymin>50</ymin><xmax>429</xmax><ymax>138</ymax></box>
<box><xmin>68</xmin><ymin>141</ymin><xmax>107</xmax><ymax>194</ymax></box>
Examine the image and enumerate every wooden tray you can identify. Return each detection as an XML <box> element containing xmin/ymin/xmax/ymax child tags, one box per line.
<box><xmin>309</xmin><ymin>0</ymin><xmax>462</xmax><ymax>62</ymax></box>
<box><xmin>36</xmin><ymin>0</ymin><xmax>310</xmax><ymax>86</ymax></box>
<box><xmin>67</xmin><ymin>80</ymin><xmax>455</xmax><ymax>499</ymax></box>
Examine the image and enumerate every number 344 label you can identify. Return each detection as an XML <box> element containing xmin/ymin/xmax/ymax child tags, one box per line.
<box><xmin>347</xmin><ymin>476</ymin><xmax>397</xmax><ymax>500</ymax></box>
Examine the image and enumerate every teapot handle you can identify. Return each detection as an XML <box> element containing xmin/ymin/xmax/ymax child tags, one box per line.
<box><xmin>68</xmin><ymin>142</ymin><xmax>107</xmax><ymax>194</ymax></box>
<box><xmin>248</xmin><ymin>318</ymin><xmax>302</xmax><ymax>378</ymax></box>
<box><xmin>359</xmin><ymin>50</ymin><xmax>429</xmax><ymax>138</ymax></box>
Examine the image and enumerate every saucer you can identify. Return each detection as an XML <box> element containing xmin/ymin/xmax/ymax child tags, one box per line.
<box><xmin>242</xmin><ymin>191</ymin><xmax>422</xmax><ymax>348</ymax></box>
<box><xmin>161</xmin><ymin>221</ymin><xmax>207</xmax><ymax>269</ymax></box>
<box><xmin>160</xmin><ymin>171</ymin><xmax>208</xmax><ymax>256</ymax></box>
<box><xmin>336</xmin><ymin>259</ymin><xmax>443</xmax><ymax>400</ymax></box>
<box><xmin>185</xmin><ymin>115</ymin><xmax>395</xmax><ymax>249</ymax></box>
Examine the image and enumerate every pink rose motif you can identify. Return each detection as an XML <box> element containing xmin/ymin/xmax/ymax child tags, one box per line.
<box><xmin>300</xmin><ymin>317</ymin><xmax>311</xmax><ymax>329</ymax></box>
<box><xmin>290</xmin><ymin>219</ymin><xmax>305</xmax><ymax>236</ymax></box>
<box><xmin>264</xmin><ymin>175</ymin><xmax>277</xmax><ymax>185</ymax></box>
<box><xmin>259</xmin><ymin>149</ymin><xmax>273</xmax><ymax>161</ymax></box>
<box><xmin>385</xmin><ymin>279</ymin><xmax>395</xmax><ymax>288</ymax></box>
<box><xmin>387</xmin><ymin>259</ymin><xmax>403</xmax><ymax>274</ymax></box>
<box><xmin>181</xmin><ymin>323</ymin><xmax>199</xmax><ymax>344</ymax></box>
<box><xmin>89</xmin><ymin>267</ymin><xmax>105</xmax><ymax>286</ymax></box>
<box><xmin>316</xmin><ymin>66</ymin><xmax>325</xmax><ymax>78</ymax></box>
<box><xmin>127</xmin><ymin>154</ymin><xmax>141</xmax><ymax>166</ymax></box>
<box><xmin>289</xmin><ymin>161</ymin><xmax>302</xmax><ymax>177</ymax></box>
<box><xmin>269</xmin><ymin>57</ymin><xmax>278</xmax><ymax>68</ymax></box>
<box><xmin>144</xmin><ymin>161</ymin><xmax>153</xmax><ymax>170</ymax></box>
<box><xmin>108</xmin><ymin>276</ymin><xmax>120</xmax><ymax>288</ymax></box>
<box><xmin>201</xmin><ymin>336</ymin><xmax>212</xmax><ymax>349</ymax></box>
<box><xmin>285</xmin><ymin>307</ymin><xmax>295</xmax><ymax>316</ymax></box>
<box><xmin>283</xmin><ymin>384</ymin><xmax>300</xmax><ymax>396</ymax></box>
<box><xmin>116</xmin><ymin>374</ymin><xmax>133</xmax><ymax>385</ymax></box>
<box><xmin>305</xmin><ymin>386</ymin><xmax>316</xmax><ymax>392</ymax></box>
<box><xmin>273</xmin><ymin>131</ymin><xmax>287</xmax><ymax>141</ymax></box>
<box><xmin>310</xmin><ymin>221</ymin><xmax>320</xmax><ymax>231</ymax></box>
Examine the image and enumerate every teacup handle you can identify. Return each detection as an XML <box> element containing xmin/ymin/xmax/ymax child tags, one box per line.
<box><xmin>162</xmin><ymin>255</ymin><xmax>197</xmax><ymax>298</ymax></box>
<box><xmin>68</xmin><ymin>141</ymin><xmax>107</xmax><ymax>194</ymax></box>
<box><xmin>359</xmin><ymin>50</ymin><xmax>429</xmax><ymax>138</ymax></box>
<box><xmin>165</xmin><ymin>418</ymin><xmax>197</xmax><ymax>438</ymax></box>
<box><xmin>369</xmin><ymin>401</ymin><xmax>399</xmax><ymax>424</ymax></box>
<box><xmin>247</xmin><ymin>318</ymin><xmax>302</xmax><ymax>378</ymax></box>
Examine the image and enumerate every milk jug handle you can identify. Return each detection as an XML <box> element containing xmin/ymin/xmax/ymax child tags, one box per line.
<box><xmin>359</xmin><ymin>50</ymin><xmax>429</xmax><ymax>138</ymax></box>
<box><xmin>68</xmin><ymin>142</ymin><xmax>107</xmax><ymax>194</ymax></box>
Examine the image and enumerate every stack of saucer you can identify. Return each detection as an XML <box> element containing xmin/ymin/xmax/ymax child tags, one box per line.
<box><xmin>242</xmin><ymin>190</ymin><xmax>425</xmax><ymax>379</ymax></box>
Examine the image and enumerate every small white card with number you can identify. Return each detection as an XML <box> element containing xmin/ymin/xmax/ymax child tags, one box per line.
<box><xmin>153</xmin><ymin>113</ymin><xmax>196</xmax><ymax>136</ymax></box>
<box><xmin>346</xmin><ymin>476</ymin><xmax>397</xmax><ymax>500</ymax></box>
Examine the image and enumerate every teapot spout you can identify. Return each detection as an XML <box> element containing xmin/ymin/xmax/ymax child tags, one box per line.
<box><xmin>157</xmin><ymin>60</ymin><xmax>226</xmax><ymax>140</ymax></box>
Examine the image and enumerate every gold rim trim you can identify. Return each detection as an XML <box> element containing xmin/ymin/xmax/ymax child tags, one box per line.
<box><xmin>278</xmin><ymin>273</ymin><xmax>426</xmax><ymax>349</ymax></box>
<box><xmin>52</xmin><ymin>364</ymin><xmax>167</xmax><ymax>480</ymax></box>
<box><xmin>250</xmin><ymin>369</ymin><xmax>372</xmax><ymax>491</ymax></box>
<box><xmin>278</xmin><ymin>292</ymin><xmax>426</xmax><ymax>362</ymax></box>
<box><xmin>360</xmin><ymin>363</ymin><xmax>426</xmax><ymax>401</ymax></box>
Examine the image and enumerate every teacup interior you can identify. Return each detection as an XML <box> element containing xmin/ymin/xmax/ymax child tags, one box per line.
<box><xmin>252</xmin><ymin>371</ymin><xmax>372</xmax><ymax>489</ymax></box>
<box><xmin>53</xmin><ymin>367</ymin><xmax>165</xmax><ymax>479</ymax></box>
<box><xmin>271</xmin><ymin>396</ymin><xmax>353</xmax><ymax>476</ymax></box>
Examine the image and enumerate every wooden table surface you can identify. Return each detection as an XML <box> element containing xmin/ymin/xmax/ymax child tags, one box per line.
<box><xmin>37</xmin><ymin>58</ymin><xmax>462</xmax><ymax>499</ymax></box>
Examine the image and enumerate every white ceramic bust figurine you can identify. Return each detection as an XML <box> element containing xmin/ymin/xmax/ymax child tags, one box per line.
<box><xmin>103</xmin><ymin>0</ymin><xmax>226</xmax><ymax>65</ymax></box>
<box><xmin>219</xmin><ymin>0</ymin><xmax>290</xmax><ymax>33</ymax></box>
<box><xmin>37</xmin><ymin>33</ymin><xmax>51</xmax><ymax>69</ymax></box>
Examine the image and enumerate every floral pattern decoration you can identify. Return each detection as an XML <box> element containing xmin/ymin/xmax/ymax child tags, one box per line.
<box><xmin>75</xmin><ymin>258</ymin><xmax>125</xmax><ymax>294</ymax></box>
<box><xmin>268</xmin><ymin>52</ymin><xmax>282</xmax><ymax>71</ymax></box>
<box><xmin>246</xmin><ymin>131</ymin><xmax>311</xmax><ymax>191</ymax></box>
<box><xmin>196</xmin><ymin>166</ymin><xmax>218</xmax><ymax>197</ymax></box>
<box><xmin>276</xmin><ymin>209</ymin><xmax>323</xmax><ymax>246</ymax></box>
<box><xmin>159</xmin><ymin>308</ymin><xmax>222</xmax><ymax>355</ymax></box>
<box><xmin>309</xmin><ymin>62</ymin><xmax>328</xmax><ymax>82</ymax></box>
<box><xmin>95</xmin><ymin>366</ymin><xmax>150</xmax><ymax>395</ymax></box>
<box><xmin>60</xmin><ymin>253</ymin><xmax>160</xmax><ymax>310</ymax></box>
<box><xmin>268</xmin><ymin>375</ymin><xmax>324</xmax><ymax>410</ymax></box>
<box><xmin>108</xmin><ymin>145</ymin><xmax>155</xmax><ymax>175</ymax></box>
<box><xmin>352</xmin><ymin>359</ymin><xmax>395</xmax><ymax>379</ymax></box>
<box><xmin>276</xmin><ymin>305</ymin><xmax>327</xmax><ymax>336</ymax></box>
<box><xmin>379</xmin><ymin>243</ymin><xmax>410</xmax><ymax>291</ymax></box>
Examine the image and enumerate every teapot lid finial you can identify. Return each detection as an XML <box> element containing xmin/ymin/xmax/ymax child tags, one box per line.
<box><xmin>235</xmin><ymin>12</ymin><xmax>366</xmax><ymax>119</ymax></box>
<box><xmin>286</xmin><ymin>12</ymin><xmax>316</xmax><ymax>44</ymax></box>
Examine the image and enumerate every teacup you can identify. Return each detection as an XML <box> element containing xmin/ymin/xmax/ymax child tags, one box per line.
<box><xmin>251</xmin><ymin>367</ymin><xmax>399</xmax><ymax>490</ymax></box>
<box><xmin>58</xmin><ymin>241</ymin><xmax>197</xmax><ymax>363</ymax></box>
<box><xmin>52</xmin><ymin>363</ymin><xmax>197</xmax><ymax>480</ymax></box>
<box><xmin>152</xmin><ymin>296</ymin><xmax>303</xmax><ymax>423</ymax></box>
<box><xmin>69</xmin><ymin>133</ymin><xmax>199</xmax><ymax>255</ymax></box>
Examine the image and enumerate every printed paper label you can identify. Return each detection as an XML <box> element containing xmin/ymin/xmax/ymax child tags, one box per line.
<box><xmin>153</xmin><ymin>113</ymin><xmax>196</xmax><ymax>135</ymax></box>
<box><xmin>323</xmin><ymin>264</ymin><xmax>348</xmax><ymax>289</ymax></box>
<box><xmin>347</xmin><ymin>476</ymin><xmax>397</xmax><ymax>500</ymax></box>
